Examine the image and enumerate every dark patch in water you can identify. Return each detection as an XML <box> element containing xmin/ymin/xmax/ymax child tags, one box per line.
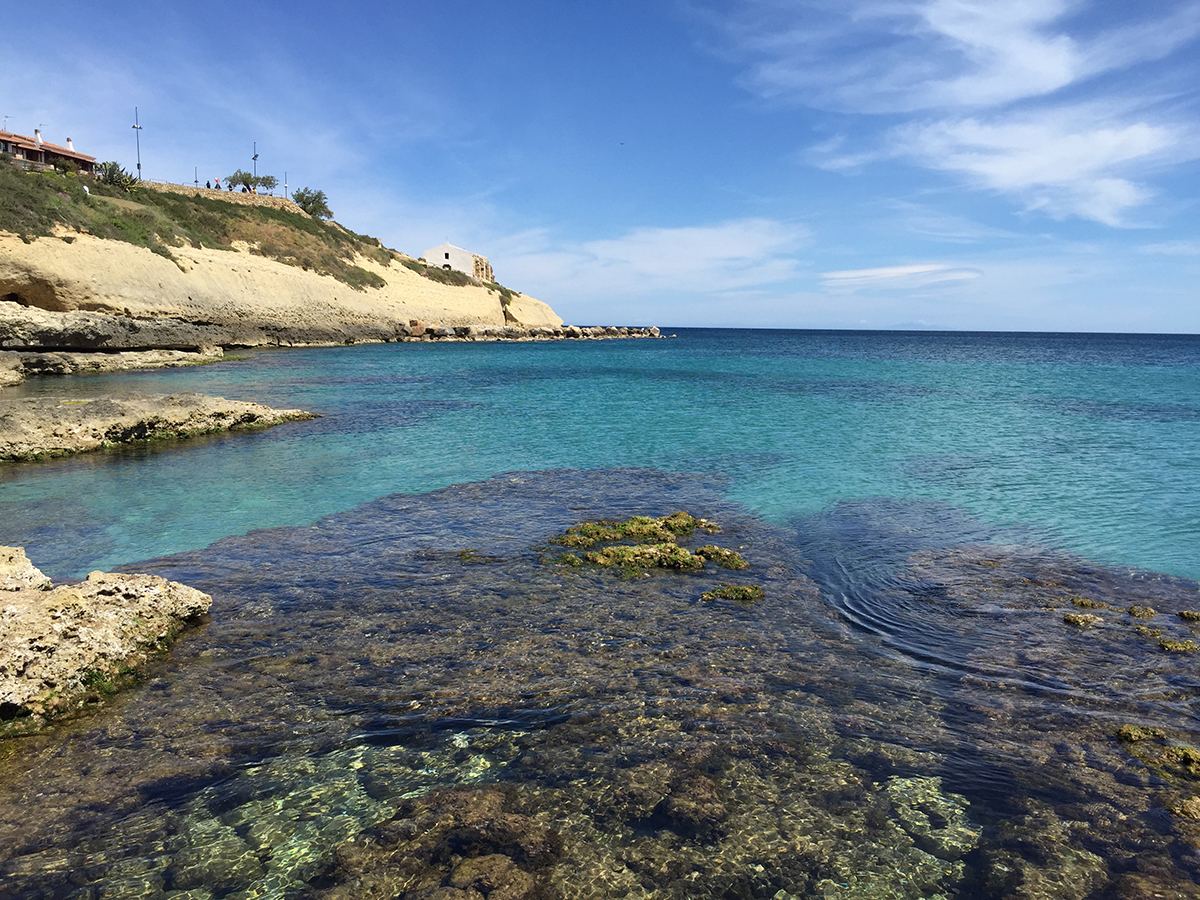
<box><xmin>1043</xmin><ymin>396</ymin><xmax>1200</xmax><ymax>424</ymax></box>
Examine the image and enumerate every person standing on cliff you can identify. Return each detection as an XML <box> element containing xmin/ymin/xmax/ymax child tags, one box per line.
<box><xmin>214</xmin><ymin>178</ymin><xmax>220</xmax><ymax>190</ymax></box>
<box><xmin>206</xmin><ymin>180</ymin><xmax>211</xmax><ymax>189</ymax></box>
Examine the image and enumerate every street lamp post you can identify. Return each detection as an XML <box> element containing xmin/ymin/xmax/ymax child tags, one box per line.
<box><xmin>132</xmin><ymin>107</ymin><xmax>143</xmax><ymax>181</ymax></box>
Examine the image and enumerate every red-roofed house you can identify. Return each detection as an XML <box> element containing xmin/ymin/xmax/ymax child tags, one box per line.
<box><xmin>0</xmin><ymin>129</ymin><xmax>96</xmax><ymax>174</ymax></box>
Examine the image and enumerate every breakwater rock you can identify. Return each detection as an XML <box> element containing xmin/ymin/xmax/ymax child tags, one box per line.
<box><xmin>0</xmin><ymin>546</ymin><xmax>211</xmax><ymax>732</ymax></box>
<box><xmin>0</xmin><ymin>391</ymin><xmax>317</xmax><ymax>461</ymax></box>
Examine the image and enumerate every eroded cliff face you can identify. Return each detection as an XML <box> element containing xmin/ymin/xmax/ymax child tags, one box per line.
<box><xmin>0</xmin><ymin>232</ymin><xmax>563</xmax><ymax>350</ymax></box>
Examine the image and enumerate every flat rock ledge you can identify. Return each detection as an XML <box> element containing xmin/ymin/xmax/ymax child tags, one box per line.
<box><xmin>0</xmin><ymin>347</ymin><xmax>224</xmax><ymax>388</ymax></box>
<box><xmin>0</xmin><ymin>391</ymin><xmax>317</xmax><ymax>461</ymax></box>
<box><xmin>0</xmin><ymin>546</ymin><xmax>212</xmax><ymax>733</ymax></box>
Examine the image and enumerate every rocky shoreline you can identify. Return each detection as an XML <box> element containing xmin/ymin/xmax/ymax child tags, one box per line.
<box><xmin>0</xmin><ymin>546</ymin><xmax>212</xmax><ymax>734</ymax></box>
<box><xmin>0</xmin><ymin>391</ymin><xmax>317</xmax><ymax>461</ymax></box>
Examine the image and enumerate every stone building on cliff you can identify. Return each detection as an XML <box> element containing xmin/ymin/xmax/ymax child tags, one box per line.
<box><xmin>0</xmin><ymin>129</ymin><xmax>96</xmax><ymax>173</ymax></box>
<box><xmin>422</xmin><ymin>242</ymin><xmax>495</xmax><ymax>282</ymax></box>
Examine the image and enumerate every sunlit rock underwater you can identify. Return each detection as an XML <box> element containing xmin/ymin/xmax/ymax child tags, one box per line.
<box><xmin>0</xmin><ymin>469</ymin><xmax>1198</xmax><ymax>898</ymax></box>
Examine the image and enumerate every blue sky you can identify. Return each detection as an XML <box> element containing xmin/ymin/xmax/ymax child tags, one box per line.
<box><xmin>5</xmin><ymin>1</ymin><xmax>1200</xmax><ymax>331</ymax></box>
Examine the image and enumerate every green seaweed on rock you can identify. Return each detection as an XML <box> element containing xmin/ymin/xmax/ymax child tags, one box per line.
<box><xmin>582</xmin><ymin>542</ymin><xmax>704</xmax><ymax>571</ymax></box>
<box><xmin>551</xmin><ymin>511</ymin><xmax>719</xmax><ymax>549</ymax></box>
<box><xmin>547</xmin><ymin>511</ymin><xmax>743</xmax><ymax>578</ymax></box>
<box><xmin>701</xmin><ymin>585</ymin><xmax>765</xmax><ymax>603</ymax></box>
<box><xmin>694</xmin><ymin>545</ymin><xmax>749</xmax><ymax>570</ymax></box>
<box><xmin>1159</xmin><ymin>638</ymin><xmax>1198</xmax><ymax>653</ymax></box>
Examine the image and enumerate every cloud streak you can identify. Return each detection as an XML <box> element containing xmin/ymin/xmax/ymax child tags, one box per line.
<box><xmin>500</xmin><ymin>218</ymin><xmax>811</xmax><ymax>300</ymax></box>
<box><xmin>710</xmin><ymin>0</ymin><xmax>1200</xmax><ymax>224</ymax></box>
<box><xmin>820</xmin><ymin>263</ymin><xmax>981</xmax><ymax>291</ymax></box>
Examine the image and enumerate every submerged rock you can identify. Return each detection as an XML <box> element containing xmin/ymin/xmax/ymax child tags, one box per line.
<box><xmin>0</xmin><ymin>546</ymin><xmax>211</xmax><ymax>730</ymax></box>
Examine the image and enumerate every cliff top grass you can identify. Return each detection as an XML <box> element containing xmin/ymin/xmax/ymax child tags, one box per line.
<box><xmin>0</xmin><ymin>163</ymin><xmax>398</xmax><ymax>290</ymax></box>
<box><xmin>0</xmin><ymin>164</ymin><xmax>520</xmax><ymax>305</ymax></box>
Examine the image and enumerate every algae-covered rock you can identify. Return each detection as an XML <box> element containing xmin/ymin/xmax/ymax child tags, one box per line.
<box><xmin>701</xmin><ymin>585</ymin><xmax>764</xmax><ymax>603</ymax></box>
<box><xmin>694</xmin><ymin>545</ymin><xmax>749</xmax><ymax>570</ymax></box>
<box><xmin>549</xmin><ymin>512</ymin><xmax>747</xmax><ymax>578</ymax></box>
<box><xmin>1063</xmin><ymin>613</ymin><xmax>1102</xmax><ymax>627</ymax></box>
<box><xmin>1118</xmin><ymin>724</ymin><xmax>1166</xmax><ymax>743</ymax></box>
<box><xmin>1159</xmin><ymin>638</ymin><xmax>1198</xmax><ymax>653</ymax></box>
<box><xmin>551</xmin><ymin>512</ymin><xmax>719</xmax><ymax>549</ymax></box>
<box><xmin>582</xmin><ymin>542</ymin><xmax>704</xmax><ymax>571</ymax></box>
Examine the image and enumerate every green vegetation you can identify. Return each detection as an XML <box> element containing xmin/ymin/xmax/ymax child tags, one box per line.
<box><xmin>694</xmin><ymin>545</ymin><xmax>749</xmax><ymax>570</ymax></box>
<box><xmin>1118</xmin><ymin>724</ymin><xmax>1166</xmax><ymax>742</ymax></box>
<box><xmin>552</xmin><ymin>512</ymin><xmax>720</xmax><ymax>549</ymax></box>
<box><xmin>583</xmin><ymin>542</ymin><xmax>705</xmax><ymax>571</ymax></box>
<box><xmin>701</xmin><ymin>585</ymin><xmax>765</xmax><ymax>603</ymax></box>
<box><xmin>486</xmin><ymin>281</ymin><xmax>521</xmax><ymax>308</ymax></box>
<box><xmin>227</xmin><ymin>169</ymin><xmax>279</xmax><ymax>193</ymax></box>
<box><xmin>547</xmin><ymin>512</ymin><xmax>753</xmax><ymax>581</ymax></box>
<box><xmin>401</xmin><ymin>256</ymin><xmax>474</xmax><ymax>287</ymax></box>
<box><xmin>97</xmin><ymin>160</ymin><xmax>137</xmax><ymax>190</ymax></box>
<box><xmin>1159</xmin><ymin>638</ymin><xmax>1198</xmax><ymax>653</ymax></box>
<box><xmin>291</xmin><ymin>186</ymin><xmax>332</xmax><ymax>219</ymax></box>
<box><xmin>0</xmin><ymin>163</ymin><xmax>392</xmax><ymax>289</ymax></box>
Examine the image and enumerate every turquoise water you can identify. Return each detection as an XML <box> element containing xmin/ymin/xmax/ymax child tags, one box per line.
<box><xmin>4</xmin><ymin>330</ymin><xmax>1200</xmax><ymax>898</ymax></box>
<box><xmin>2</xmin><ymin>329</ymin><xmax>1198</xmax><ymax>579</ymax></box>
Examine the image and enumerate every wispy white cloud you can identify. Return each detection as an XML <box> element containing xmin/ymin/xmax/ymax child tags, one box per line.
<box><xmin>499</xmin><ymin>218</ymin><xmax>810</xmax><ymax>299</ymax></box>
<box><xmin>820</xmin><ymin>263</ymin><xmax>981</xmax><ymax>290</ymax></box>
<box><xmin>1138</xmin><ymin>239</ymin><xmax>1200</xmax><ymax>256</ymax></box>
<box><xmin>892</xmin><ymin>109</ymin><xmax>1191</xmax><ymax>225</ymax></box>
<box><xmin>709</xmin><ymin>0</ymin><xmax>1200</xmax><ymax>224</ymax></box>
<box><xmin>724</xmin><ymin>0</ymin><xmax>1200</xmax><ymax>113</ymax></box>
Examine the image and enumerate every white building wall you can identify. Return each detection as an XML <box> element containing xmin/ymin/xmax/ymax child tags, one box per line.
<box><xmin>423</xmin><ymin>242</ymin><xmax>475</xmax><ymax>277</ymax></box>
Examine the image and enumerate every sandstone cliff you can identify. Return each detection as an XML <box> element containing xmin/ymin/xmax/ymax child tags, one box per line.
<box><xmin>0</xmin><ymin>230</ymin><xmax>562</xmax><ymax>351</ymax></box>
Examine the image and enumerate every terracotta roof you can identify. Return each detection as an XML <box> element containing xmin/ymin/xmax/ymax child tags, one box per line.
<box><xmin>0</xmin><ymin>130</ymin><xmax>97</xmax><ymax>163</ymax></box>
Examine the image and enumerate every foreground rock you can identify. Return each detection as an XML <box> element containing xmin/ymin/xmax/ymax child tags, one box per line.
<box><xmin>0</xmin><ymin>391</ymin><xmax>317</xmax><ymax>461</ymax></box>
<box><xmin>0</xmin><ymin>546</ymin><xmax>211</xmax><ymax>731</ymax></box>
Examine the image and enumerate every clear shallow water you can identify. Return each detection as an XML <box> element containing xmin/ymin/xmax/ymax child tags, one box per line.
<box><xmin>2</xmin><ymin>329</ymin><xmax>1199</xmax><ymax>581</ymax></box>
<box><xmin>2</xmin><ymin>330</ymin><xmax>1200</xmax><ymax>899</ymax></box>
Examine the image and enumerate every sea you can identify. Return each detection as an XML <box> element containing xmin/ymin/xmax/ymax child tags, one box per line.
<box><xmin>0</xmin><ymin>328</ymin><xmax>1198</xmax><ymax>899</ymax></box>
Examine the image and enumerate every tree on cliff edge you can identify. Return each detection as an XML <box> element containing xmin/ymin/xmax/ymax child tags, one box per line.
<box><xmin>292</xmin><ymin>187</ymin><xmax>332</xmax><ymax>219</ymax></box>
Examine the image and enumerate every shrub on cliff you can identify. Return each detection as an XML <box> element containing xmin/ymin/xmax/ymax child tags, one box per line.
<box><xmin>292</xmin><ymin>187</ymin><xmax>332</xmax><ymax>219</ymax></box>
